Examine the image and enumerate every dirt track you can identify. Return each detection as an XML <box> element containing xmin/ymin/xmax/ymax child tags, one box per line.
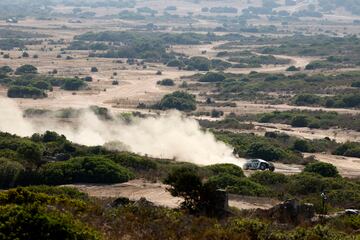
<box><xmin>67</xmin><ymin>179</ymin><xmax>279</xmax><ymax>210</ymax></box>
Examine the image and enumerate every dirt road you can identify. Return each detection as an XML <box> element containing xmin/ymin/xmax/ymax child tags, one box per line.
<box><xmin>67</xmin><ymin>179</ymin><xmax>278</xmax><ymax>210</ymax></box>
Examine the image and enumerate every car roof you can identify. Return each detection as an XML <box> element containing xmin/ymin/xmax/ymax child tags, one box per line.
<box><xmin>247</xmin><ymin>159</ymin><xmax>268</xmax><ymax>163</ymax></box>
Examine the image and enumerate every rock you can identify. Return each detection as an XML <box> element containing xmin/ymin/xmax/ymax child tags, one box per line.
<box><xmin>260</xmin><ymin>199</ymin><xmax>315</xmax><ymax>224</ymax></box>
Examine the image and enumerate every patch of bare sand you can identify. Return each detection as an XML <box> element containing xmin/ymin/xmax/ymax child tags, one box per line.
<box><xmin>67</xmin><ymin>179</ymin><xmax>278</xmax><ymax>210</ymax></box>
<box><xmin>245</xmin><ymin>122</ymin><xmax>360</xmax><ymax>143</ymax></box>
<box><xmin>198</xmin><ymin>101</ymin><xmax>360</xmax><ymax>116</ymax></box>
<box><xmin>304</xmin><ymin>153</ymin><xmax>360</xmax><ymax>178</ymax></box>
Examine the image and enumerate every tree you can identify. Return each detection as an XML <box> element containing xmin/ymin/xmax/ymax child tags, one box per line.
<box><xmin>164</xmin><ymin>167</ymin><xmax>221</xmax><ymax>216</ymax></box>
<box><xmin>22</xmin><ymin>52</ymin><xmax>29</xmax><ymax>58</ymax></box>
<box><xmin>157</xmin><ymin>91</ymin><xmax>196</xmax><ymax>111</ymax></box>
<box><xmin>304</xmin><ymin>162</ymin><xmax>339</xmax><ymax>178</ymax></box>
<box><xmin>61</xmin><ymin>79</ymin><xmax>86</xmax><ymax>91</ymax></box>
<box><xmin>0</xmin><ymin>66</ymin><xmax>13</xmax><ymax>74</ymax></box>
<box><xmin>291</xmin><ymin>115</ymin><xmax>309</xmax><ymax>127</ymax></box>
<box><xmin>164</xmin><ymin>167</ymin><xmax>203</xmax><ymax>212</ymax></box>
<box><xmin>293</xmin><ymin>139</ymin><xmax>310</xmax><ymax>152</ymax></box>
<box><xmin>246</xmin><ymin>142</ymin><xmax>283</xmax><ymax>161</ymax></box>
<box><xmin>199</xmin><ymin>72</ymin><xmax>225</xmax><ymax>82</ymax></box>
<box><xmin>17</xmin><ymin>141</ymin><xmax>43</xmax><ymax>167</ymax></box>
<box><xmin>7</xmin><ymin>86</ymin><xmax>46</xmax><ymax>99</ymax></box>
<box><xmin>0</xmin><ymin>158</ymin><xmax>25</xmax><ymax>188</ymax></box>
<box><xmin>90</xmin><ymin>67</ymin><xmax>98</xmax><ymax>72</ymax></box>
<box><xmin>157</xmin><ymin>79</ymin><xmax>175</xmax><ymax>86</ymax></box>
<box><xmin>15</xmin><ymin>65</ymin><xmax>38</xmax><ymax>75</ymax></box>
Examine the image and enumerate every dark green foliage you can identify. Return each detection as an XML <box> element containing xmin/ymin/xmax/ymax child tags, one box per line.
<box><xmin>32</xmin><ymin>80</ymin><xmax>52</xmax><ymax>90</ymax></box>
<box><xmin>0</xmin><ymin>187</ymin><xmax>100</xmax><ymax>240</ymax></box>
<box><xmin>61</xmin><ymin>78</ymin><xmax>86</xmax><ymax>91</ymax></box>
<box><xmin>215</xmin><ymin>131</ymin><xmax>303</xmax><ymax>164</ymax></box>
<box><xmin>7</xmin><ymin>86</ymin><xmax>46</xmax><ymax>98</ymax></box>
<box><xmin>157</xmin><ymin>91</ymin><xmax>196</xmax><ymax>111</ymax></box>
<box><xmin>185</xmin><ymin>56</ymin><xmax>211</xmax><ymax>71</ymax></box>
<box><xmin>201</xmin><ymin>71</ymin><xmax>360</xmax><ymax>102</ymax></box>
<box><xmin>40</xmin><ymin>156</ymin><xmax>135</xmax><ymax>185</ymax></box>
<box><xmin>252</xmin><ymin>110</ymin><xmax>360</xmax><ymax>131</ymax></box>
<box><xmin>352</xmin><ymin>81</ymin><xmax>360</xmax><ymax>88</ymax></box>
<box><xmin>246</xmin><ymin>142</ymin><xmax>284</xmax><ymax>161</ymax></box>
<box><xmin>75</xmin><ymin>31</ymin><xmax>220</xmax><ymax>62</ymax></box>
<box><xmin>249</xmin><ymin>171</ymin><xmax>288</xmax><ymax>185</ymax></box>
<box><xmin>199</xmin><ymin>72</ymin><xmax>226</xmax><ymax>82</ymax></box>
<box><xmin>0</xmin><ymin>159</ymin><xmax>25</xmax><ymax>189</ymax></box>
<box><xmin>0</xmin><ymin>66</ymin><xmax>13</xmax><ymax>74</ymax></box>
<box><xmin>0</xmin><ymin>205</ymin><xmax>101</xmax><ymax>240</ymax></box>
<box><xmin>157</xmin><ymin>79</ymin><xmax>175</xmax><ymax>86</ymax></box>
<box><xmin>293</xmin><ymin>139</ymin><xmax>310</xmax><ymax>152</ymax></box>
<box><xmin>15</xmin><ymin>65</ymin><xmax>38</xmax><ymax>75</ymax></box>
<box><xmin>208</xmin><ymin>173</ymin><xmax>270</xmax><ymax>197</ymax></box>
<box><xmin>293</xmin><ymin>94</ymin><xmax>321</xmax><ymax>106</ymax></box>
<box><xmin>333</xmin><ymin>142</ymin><xmax>360</xmax><ymax>158</ymax></box>
<box><xmin>166</xmin><ymin>59</ymin><xmax>185</xmax><ymax>68</ymax></box>
<box><xmin>305</xmin><ymin>61</ymin><xmax>335</xmax><ymax>70</ymax></box>
<box><xmin>109</xmin><ymin>152</ymin><xmax>157</xmax><ymax>171</ymax></box>
<box><xmin>291</xmin><ymin>115</ymin><xmax>310</xmax><ymax>127</ymax></box>
<box><xmin>293</xmin><ymin>93</ymin><xmax>360</xmax><ymax>109</ymax></box>
<box><xmin>0</xmin><ymin>39</ymin><xmax>26</xmax><ymax>50</ymax></box>
<box><xmin>304</xmin><ymin>162</ymin><xmax>339</xmax><ymax>178</ymax></box>
<box><xmin>205</xmin><ymin>164</ymin><xmax>245</xmax><ymax>178</ymax></box>
<box><xmin>286</xmin><ymin>66</ymin><xmax>300</xmax><ymax>71</ymax></box>
<box><xmin>164</xmin><ymin>167</ymin><xmax>204</xmax><ymax>212</ymax></box>
<box><xmin>259</xmin><ymin>36</ymin><xmax>360</xmax><ymax>69</ymax></box>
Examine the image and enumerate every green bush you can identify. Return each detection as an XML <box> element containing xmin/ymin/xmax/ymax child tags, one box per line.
<box><xmin>351</xmin><ymin>81</ymin><xmax>360</xmax><ymax>88</ymax></box>
<box><xmin>110</xmin><ymin>152</ymin><xmax>157</xmax><ymax>171</ymax></box>
<box><xmin>157</xmin><ymin>91</ymin><xmax>196</xmax><ymax>111</ymax></box>
<box><xmin>7</xmin><ymin>86</ymin><xmax>46</xmax><ymax>99</ymax></box>
<box><xmin>293</xmin><ymin>94</ymin><xmax>321</xmax><ymax>106</ymax></box>
<box><xmin>61</xmin><ymin>78</ymin><xmax>86</xmax><ymax>91</ymax></box>
<box><xmin>246</xmin><ymin>142</ymin><xmax>284</xmax><ymax>161</ymax></box>
<box><xmin>40</xmin><ymin>156</ymin><xmax>134</xmax><ymax>185</ymax></box>
<box><xmin>15</xmin><ymin>65</ymin><xmax>38</xmax><ymax>75</ymax></box>
<box><xmin>199</xmin><ymin>72</ymin><xmax>225</xmax><ymax>82</ymax></box>
<box><xmin>249</xmin><ymin>171</ymin><xmax>288</xmax><ymax>186</ymax></box>
<box><xmin>205</xmin><ymin>164</ymin><xmax>244</xmax><ymax>178</ymax></box>
<box><xmin>0</xmin><ymin>204</ymin><xmax>101</xmax><ymax>240</ymax></box>
<box><xmin>291</xmin><ymin>115</ymin><xmax>309</xmax><ymax>127</ymax></box>
<box><xmin>208</xmin><ymin>173</ymin><xmax>270</xmax><ymax>197</ymax></box>
<box><xmin>304</xmin><ymin>162</ymin><xmax>339</xmax><ymax>178</ymax></box>
<box><xmin>293</xmin><ymin>139</ymin><xmax>311</xmax><ymax>152</ymax></box>
<box><xmin>157</xmin><ymin>79</ymin><xmax>175</xmax><ymax>86</ymax></box>
<box><xmin>0</xmin><ymin>158</ymin><xmax>25</xmax><ymax>188</ymax></box>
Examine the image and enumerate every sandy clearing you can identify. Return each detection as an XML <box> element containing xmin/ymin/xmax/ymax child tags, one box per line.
<box><xmin>245</xmin><ymin>122</ymin><xmax>360</xmax><ymax>143</ymax></box>
<box><xmin>172</xmin><ymin>41</ymin><xmax>316</xmax><ymax>74</ymax></box>
<box><xmin>197</xmin><ymin>101</ymin><xmax>360</xmax><ymax>117</ymax></box>
<box><xmin>304</xmin><ymin>153</ymin><xmax>360</xmax><ymax>178</ymax></box>
<box><xmin>67</xmin><ymin>179</ymin><xmax>278</xmax><ymax>210</ymax></box>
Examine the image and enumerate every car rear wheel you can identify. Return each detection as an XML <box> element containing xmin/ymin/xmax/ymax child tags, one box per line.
<box><xmin>259</xmin><ymin>163</ymin><xmax>266</xmax><ymax>171</ymax></box>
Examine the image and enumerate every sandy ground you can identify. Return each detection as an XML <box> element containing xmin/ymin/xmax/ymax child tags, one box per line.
<box><xmin>67</xmin><ymin>179</ymin><xmax>279</xmax><ymax>210</ymax></box>
<box><xmin>246</xmin><ymin>122</ymin><xmax>360</xmax><ymax>143</ymax></box>
<box><xmin>304</xmin><ymin>153</ymin><xmax>360</xmax><ymax>178</ymax></box>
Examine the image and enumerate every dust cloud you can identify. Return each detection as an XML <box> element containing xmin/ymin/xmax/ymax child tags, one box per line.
<box><xmin>0</xmin><ymin>98</ymin><xmax>244</xmax><ymax>166</ymax></box>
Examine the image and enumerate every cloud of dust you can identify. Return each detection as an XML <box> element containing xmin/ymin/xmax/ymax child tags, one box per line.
<box><xmin>0</xmin><ymin>98</ymin><xmax>244</xmax><ymax>167</ymax></box>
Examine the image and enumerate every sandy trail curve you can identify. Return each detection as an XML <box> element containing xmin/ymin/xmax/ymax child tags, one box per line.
<box><xmin>67</xmin><ymin>179</ymin><xmax>278</xmax><ymax>210</ymax></box>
